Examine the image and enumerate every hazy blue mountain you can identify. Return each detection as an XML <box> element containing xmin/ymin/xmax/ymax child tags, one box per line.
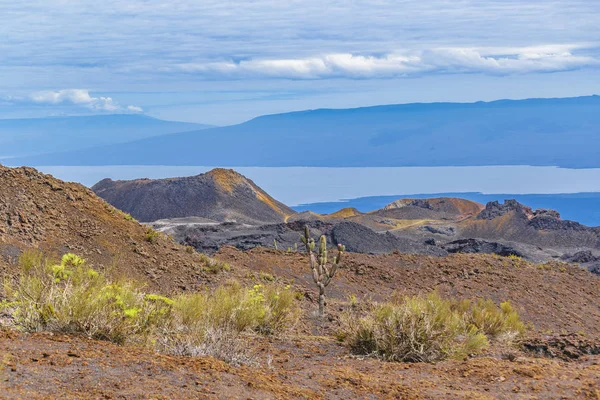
<box><xmin>0</xmin><ymin>114</ymin><xmax>212</xmax><ymax>158</ymax></box>
<box><xmin>8</xmin><ymin>96</ymin><xmax>600</xmax><ymax>167</ymax></box>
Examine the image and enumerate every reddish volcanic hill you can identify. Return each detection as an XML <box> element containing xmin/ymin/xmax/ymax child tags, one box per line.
<box><xmin>92</xmin><ymin>168</ymin><xmax>296</xmax><ymax>224</ymax></box>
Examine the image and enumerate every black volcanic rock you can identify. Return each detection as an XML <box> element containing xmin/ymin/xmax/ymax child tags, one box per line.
<box><xmin>561</xmin><ymin>250</ymin><xmax>600</xmax><ymax>264</ymax></box>
<box><xmin>419</xmin><ymin>225</ymin><xmax>456</xmax><ymax>236</ymax></box>
<box><xmin>92</xmin><ymin>169</ymin><xmax>296</xmax><ymax>223</ymax></box>
<box><xmin>477</xmin><ymin>200</ymin><xmax>533</xmax><ymax>220</ymax></box>
<box><xmin>529</xmin><ymin>214</ymin><xmax>589</xmax><ymax>232</ymax></box>
<box><xmin>443</xmin><ymin>238</ymin><xmax>524</xmax><ymax>257</ymax></box>
<box><xmin>331</xmin><ymin>222</ymin><xmax>400</xmax><ymax>254</ymax></box>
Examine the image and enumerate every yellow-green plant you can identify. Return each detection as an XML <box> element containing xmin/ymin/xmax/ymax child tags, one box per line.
<box><xmin>3</xmin><ymin>251</ymin><xmax>300</xmax><ymax>365</ymax></box>
<box><xmin>339</xmin><ymin>292</ymin><xmax>519</xmax><ymax>363</ymax></box>
<box><xmin>457</xmin><ymin>298</ymin><xmax>525</xmax><ymax>341</ymax></box>
<box><xmin>144</xmin><ymin>227</ymin><xmax>160</xmax><ymax>243</ymax></box>
<box><xmin>2</xmin><ymin>252</ymin><xmax>160</xmax><ymax>343</ymax></box>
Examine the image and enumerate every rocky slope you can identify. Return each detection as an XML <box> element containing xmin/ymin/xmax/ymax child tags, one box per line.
<box><xmin>92</xmin><ymin>168</ymin><xmax>295</xmax><ymax>224</ymax></box>
<box><xmin>0</xmin><ymin>165</ymin><xmax>218</xmax><ymax>292</ymax></box>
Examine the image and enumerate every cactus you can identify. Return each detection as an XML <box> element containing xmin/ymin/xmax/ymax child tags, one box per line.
<box><xmin>300</xmin><ymin>225</ymin><xmax>344</xmax><ymax>317</ymax></box>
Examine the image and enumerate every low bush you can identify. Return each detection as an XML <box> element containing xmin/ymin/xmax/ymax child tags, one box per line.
<box><xmin>198</xmin><ymin>254</ymin><xmax>231</xmax><ymax>274</ymax></box>
<box><xmin>339</xmin><ymin>292</ymin><xmax>525</xmax><ymax>363</ymax></box>
<box><xmin>456</xmin><ymin>298</ymin><xmax>525</xmax><ymax>340</ymax></box>
<box><xmin>2</xmin><ymin>252</ymin><xmax>166</xmax><ymax>344</ymax></box>
<box><xmin>144</xmin><ymin>227</ymin><xmax>160</xmax><ymax>243</ymax></box>
<box><xmin>2</xmin><ymin>251</ymin><xmax>300</xmax><ymax>365</ymax></box>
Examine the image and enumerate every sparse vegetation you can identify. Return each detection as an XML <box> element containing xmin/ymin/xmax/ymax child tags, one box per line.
<box><xmin>338</xmin><ymin>292</ymin><xmax>525</xmax><ymax>362</ymax></box>
<box><xmin>301</xmin><ymin>225</ymin><xmax>344</xmax><ymax>317</ymax></box>
<box><xmin>115</xmin><ymin>209</ymin><xmax>138</xmax><ymax>223</ymax></box>
<box><xmin>457</xmin><ymin>298</ymin><xmax>526</xmax><ymax>340</ymax></box>
<box><xmin>2</xmin><ymin>252</ymin><xmax>300</xmax><ymax>365</ymax></box>
<box><xmin>144</xmin><ymin>227</ymin><xmax>160</xmax><ymax>243</ymax></box>
<box><xmin>260</xmin><ymin>272</ymin><xmax>275</xmax><ymax>282</ymax></box>
<box><xmin>198</xmin><ymin>254</ymin><xmax>231</xmax><ymax>274</ymax></box>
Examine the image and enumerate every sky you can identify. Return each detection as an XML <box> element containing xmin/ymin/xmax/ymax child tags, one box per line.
<box><xmin>1</xmin><ymin>0</ymin><xmax>599</xmax><ymax>125</ymax></box>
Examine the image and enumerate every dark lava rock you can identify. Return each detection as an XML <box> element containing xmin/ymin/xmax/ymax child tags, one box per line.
<box><xmin>408</xmin><ymin>199</ymin><xmax>434</xmax><ymax>210</ymax></box>
<box><xmin>419</xmin><ymin>225</ymin><xmax>456</xmax><ymax>236</ymax></box>
<box><xmin>522</xmin><ymin>334</ymin><xmax>600</xmax><ymax>361</ymax></box>
<box><xmin>477</xmin><ymin>200</ymin><xmax>532</xmax><ymax>220</ymax></box>
<box><xmin>529</xmin><ymin>215</ymin><xmax>589</xmax><ymax>232</ymax></box>
<box><xmin>561</xmin><ymin>250</ymin><xmax>600</xmax><ymax>264</ymax></box>
<box><xmin>330</xmin><ymin>222</ymin><xmax>400</xmax><ymax>254</ymax></box>
<box><xmin>443</xmin><ymin>238</ymin><xmax>524</xmax><ymax>257</ymax></box>
<box><xmin>533</xmin><ymin>209</ymin><xmax>561</xmax><ymax>219</ymax></box>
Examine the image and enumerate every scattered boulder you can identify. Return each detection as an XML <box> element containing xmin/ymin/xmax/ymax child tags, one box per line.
<box><xmin>419</xmin><ymin>225</ymin><xmax>456</xmax><ymax>236</ymax></box>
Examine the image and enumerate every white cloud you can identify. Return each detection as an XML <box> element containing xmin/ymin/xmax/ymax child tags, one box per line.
<box><xmin>28</xmin><ymin>89</ymin><xmax>143</xmax><ymax>113</ymax></box>
<box><xmin>173</xmin><ymin>45</ymin><xmax>600</xmax><ymax>79</ymax></box>
<box><xmin>127</xmin><ymin>105</ymin><xmax>144</xmax><ymax>113</ymax></box>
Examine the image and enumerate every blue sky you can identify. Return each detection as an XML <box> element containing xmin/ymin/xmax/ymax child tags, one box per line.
<box><xmin>1</xmin><ymin>0</ymin><xmax>599</xmax><ymax>125</ymax></box>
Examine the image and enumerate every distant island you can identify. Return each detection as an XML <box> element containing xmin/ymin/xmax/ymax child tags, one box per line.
<box><xmin>7</xmin><ymin>95</ymin><xmax>600</xmax><ymax>168</ymax></box>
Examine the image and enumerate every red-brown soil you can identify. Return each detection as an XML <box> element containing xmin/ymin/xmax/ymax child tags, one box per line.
<box><xmin>2</xmin><ymin>327</ymin><xmax>600</xmax><ymax>399</ymax></box>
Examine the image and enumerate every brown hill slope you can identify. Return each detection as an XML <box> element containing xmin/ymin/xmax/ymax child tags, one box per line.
<box><xmin>92</xmin><ymin>168</ymin><xmax>295</xmax><ymax>223</ymax></box>
<box><xmin>457</xmin><ymin>199</ymin><xmax>600</xmax><ymax>249</ymax></box>
<box><xmin>0</xmin><ymin>165</ymin><xmax>215</xmax><ymax>292</ymax></box>
<box><xmin>376</xmin><ymin>197</ymin><xmax>484</xmax><ymax>220</ymax></box>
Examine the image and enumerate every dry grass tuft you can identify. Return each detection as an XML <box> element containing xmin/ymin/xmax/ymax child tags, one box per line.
<box><xmin>338</xmin><ymin>292</ymin><xmax>525</xmax><ymax>363</ymax></box>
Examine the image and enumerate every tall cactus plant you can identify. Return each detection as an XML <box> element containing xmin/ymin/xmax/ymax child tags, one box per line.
<box><xmin>301</xmin><ymin>225</ymin><xmax>345</xmax><ymax>317</ymax></box>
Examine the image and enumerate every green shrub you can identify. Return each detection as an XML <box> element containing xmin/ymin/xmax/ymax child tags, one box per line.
<box><xmin>2</xmin><ymin>252</ymin><xmax>169</xmax><ymax>344</ymax></box>
<box><xmin>3</xmin><ymin>252</ymin><xmax>300</xmax><ymax>364</ymax></box>
<box><xmin>339</xmin><ymin>292</ymin><xmax>523</xmax><ymax>363</ymax></box>
<box><xmin>199</xmin><ymin>254</ymin><xmax>231</xmax><ymax>274</ymax></box>
<box><xmin>144</xmin><ymin>227</ymin><xmax>160</xmax><ymax>243</ymax></box>
<box><xmin>116</xmin><ymin>210</ymin><xmax>138</xmax><ymax>223</ymax></box>
<box><xmin>260</xmin><ymin>272</ymin><xmax>275</xmax><ymax>282</ymax></box>
<box><xmin>171</xmin><ymin>282</ymin><xmax>298</xmax><ymax>335</ymax></box>
<box><xmin>456</xmin><ymin>298</ymin><xmax>525</xmax><ymax>341</ymax></box>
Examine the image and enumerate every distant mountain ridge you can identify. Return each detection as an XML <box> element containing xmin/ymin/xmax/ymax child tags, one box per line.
<box><xmin>10</xmin><ymin>95</ymin><xmax>600</xmax><ymax>168</ymax></box>
<box><xmin>0</xmin><ymin>114</ymin><xmax>212</xmax><ymax>158</ymax></box>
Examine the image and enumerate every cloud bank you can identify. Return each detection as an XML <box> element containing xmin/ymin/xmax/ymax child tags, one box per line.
<box><xmin>0</xmin><ymin>1</ymin><xmax>599</xmax><ymax>121</ymax></box>
<box><xmin>6</xmin><ymin>89</ymin><xmax>143</xmax><ymax>114</ymax></box>
<box><xmin>174</xmin><ymin>45</ymin><xmax>598</xmax><ymax>80</ymax></box>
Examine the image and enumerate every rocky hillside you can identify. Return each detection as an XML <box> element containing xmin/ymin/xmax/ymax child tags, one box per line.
<box><xmin>92</xmin><ymin>168</ymin><xmax>295</xmax><ymax>224</ymax></box>
<box><xmin>0</xmin><ymin>165</ymin><xmax>219</xmax><ymax>292</ymax></box>
<box><xmin>457</xmin><ymin>199</ymin><xmax>600</xmax><ymax>249</ymax></box>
